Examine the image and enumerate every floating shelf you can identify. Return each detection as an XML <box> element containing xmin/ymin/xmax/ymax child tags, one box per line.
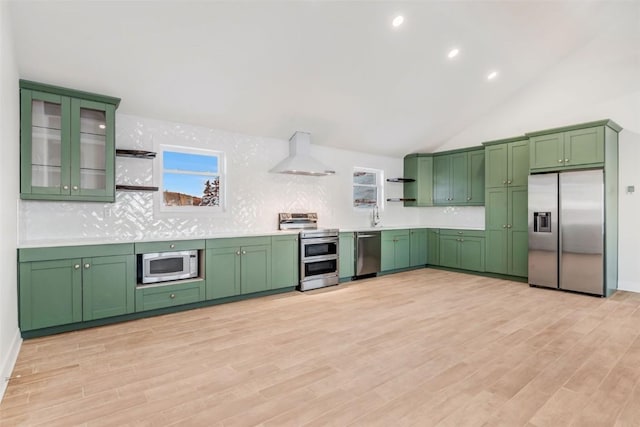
<box><xmin>116</xmin><ymin>149</ymin><xmax>156</xmax><ymax>159</ymax></box>
<box><xmin>386</xmin><ymin>198</ymin><xmax>416</xmax><ymax>202</ymax></box>
<box><xmin>386</xmin><ymin>178</ymin><xmax>415</xmax><ymax>183</ymax></box>
<box><xmin>116</xmin><ymin>185</ymin><xmax>159</xmax><ymax>192</ymax></box>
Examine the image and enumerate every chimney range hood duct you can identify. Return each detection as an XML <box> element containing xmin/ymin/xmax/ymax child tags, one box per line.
<box><xmin>270</xmin><ymin>131</ymin><xmax>336</xmax><ymax>176</ymax></box>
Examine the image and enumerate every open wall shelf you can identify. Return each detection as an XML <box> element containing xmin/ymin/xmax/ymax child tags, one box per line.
<box><xmin>116</xmin><ymin>149</ymin><xmax>156</xmax><ymax>159</ymax></box>
<box><xmin>386</xmin><ymin>178</ymin><xmax>415</xmax><ymax>183</ymax></box>
<box><xmin>116</xmin><ymin>148</ymin><xmax>158</xmax><ymax>192</ymax></box>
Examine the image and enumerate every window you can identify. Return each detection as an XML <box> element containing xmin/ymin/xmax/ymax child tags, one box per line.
<box><xmin>158</xmin><ymin>145</ymin><xmax>225</xmax><ymax>212</ymax></box>
<box><xmin>353</xmin><ymin>167</ymin><xmax>383</xmax><ymax>208</ymax></box>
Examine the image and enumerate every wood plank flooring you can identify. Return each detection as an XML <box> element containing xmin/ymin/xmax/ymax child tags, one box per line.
<box><xmin>2</xmin><ymin>268</ymin><xmax>640</xmax><ymax>426</ymax></box>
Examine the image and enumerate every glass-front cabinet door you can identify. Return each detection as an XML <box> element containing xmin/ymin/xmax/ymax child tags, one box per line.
<box><xmin>22</xmin><ymin>91</ymin><xmax>71</xmax><ymax>195</ymax></box>
<box><xmin>71</xmin><ymin>99</ymin><xmax>115</xmax><ymax>197</ymax></box>
<box><xmin>20</xmin><ymin>80</ymin><xmax>119</xmax><ymax>202</ymax></box>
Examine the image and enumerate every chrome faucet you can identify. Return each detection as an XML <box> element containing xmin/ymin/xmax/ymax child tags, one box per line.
<box><xmin>371</xmin><ymin>204</ymin><xmax>380</xmax><ymax>227</ymax></box>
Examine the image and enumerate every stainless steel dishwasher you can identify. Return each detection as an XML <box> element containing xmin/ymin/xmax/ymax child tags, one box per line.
<box><xmin>355</xmin><ymin>231</ymin><xmax>381</xmax><ymax>277</ymax></box>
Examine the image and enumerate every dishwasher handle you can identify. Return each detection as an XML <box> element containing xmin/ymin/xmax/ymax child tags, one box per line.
<box><xmin>357</xmin><ymin>234</ymin><xmax>377</xmax><ymax>238</ymax></box>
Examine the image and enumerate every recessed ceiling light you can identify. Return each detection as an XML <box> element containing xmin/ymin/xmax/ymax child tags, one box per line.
<box><xmin>392</xmin><ymin>15</ymin><xmax>404</xmax><ymax>28</ymax></box>
<box><xmin>448</xmin><ymin>48</ymin><xmax>460</xmax><ymax>59</ymax></box>
<box><xmin>487</xmin><ymin>71</ymin><xmax>499</xmax><ymax>80</ymax></box>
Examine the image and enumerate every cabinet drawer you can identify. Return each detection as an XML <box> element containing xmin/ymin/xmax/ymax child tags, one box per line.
<box><xmin>135</xmin><ymin>280</ymin><xmax>205</xmax><ymax>312</ymax></box>
<box><xmin>206</xmin><ymin>236</ymin><xmax>271</xmax><ymax>249</ymax></box>
<box><xmin>439</xmin><ymin>229</ymin><xmax>485</xmax><ymax>238</ymax></box>
<box><xmin>134</xmin><ymin>240</ymin><xmax>205</xmax><ymax>254</ymax></box>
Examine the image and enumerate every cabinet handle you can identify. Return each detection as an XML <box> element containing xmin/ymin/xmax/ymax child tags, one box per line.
<box><xmin>84</xmin><ymin>263</ymin><xmax>90</xmax><ymax>269</ymax></box>
<box><xmin>460</xmin><ymin>239</ymin><xmax>464</xmax><ymax>242</ymax></box>
<box><xmin>503</xmin><ymin>180</ymin><xmax>507</xmax><ymax>184</ymax></box>
<box><xmin>72</xmin><ymin>185</ymin><xmax>78</xmax><ymax>191</ymax></box>
<box><xmin>242</xmin><ymin>250</ymin><xmax>247</xmax><ymax>255</ymax></box>
<box><xmin>63</xmin><ymin>185</ymin><xmax>69</xmax><ymax>190</ymax></box>
<box><xmin>74</xmin><ymin>264</ymin><xmax>80</xmax><ymax>269</ymax></box>
<box><xmin>564</xmin><ymin>159</ymin><xmax>569</xmax><ymax>163</ymax></box>
<box><xmin>169</xmin><ymin>244</ymin><xmax>175</xmax><ymax>249</ymax></box>
<box><xmin>502</xmin><ymin>224</ymin><xmax>507</xmax><ymax>228</ymax></box>
<box><xmin>457</xmin><ymin>231</ymin><xmax>463</xmax><ymax>234</ymax></box>
<box><xmin>507</xmin><ymin>180</ymin><xmax>512</xmax><ymax>184</ymax></box>
<box><xmin>236</xmin><ymin>251</ymin><xmax>241</xmax><ymax>255</ymax></box>
<box><xmin>507</xmin><ymin>224</ymin><xmax>512</xmax><ymax>229</ymax></box>
<box><xmin>558</xmin><ymin>159</ymin><xmax>563</xmax><ymax>163</ymax></box>
<box><xmin>467</xmin><ymin>197</ymin><xmax>471</xmax><ymax>201</ymax></box>
<box><xmin>170</xmin><ymin>293</ymin><xmax>176</xmax><ymax>299</ymax></box>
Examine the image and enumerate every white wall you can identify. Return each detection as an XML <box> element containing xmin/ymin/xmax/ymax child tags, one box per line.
<box><xmin>0</xmin><ymin>1</ymin><xmax>22</xmax><ymax>401</ymax></box>
<box><xmin>20</xmin><ymin>114</ymin><xmax>435</xmax><ymax>244</ymax></box>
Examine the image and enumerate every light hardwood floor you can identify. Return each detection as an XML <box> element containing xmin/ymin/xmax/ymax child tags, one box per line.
<box><xmin>2</xmin><ymin>268</ymin><xmax>640</xmax><ymax>426</ymax></box>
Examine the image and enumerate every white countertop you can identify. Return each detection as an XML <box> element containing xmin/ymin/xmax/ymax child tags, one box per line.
<box><xmin>18</xmin><ymin>225</ymin><xmax>485</xmax><ymax>248</ymax></box>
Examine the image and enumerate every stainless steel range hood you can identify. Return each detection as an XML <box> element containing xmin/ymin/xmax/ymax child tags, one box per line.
<box><xmin>270</xmin><ymin>131</ymin><xmax>336</xmax><ymax>176</ymax></box>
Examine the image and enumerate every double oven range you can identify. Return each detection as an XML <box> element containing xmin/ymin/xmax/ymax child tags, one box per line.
<box><xmin>279</xmin><ymin>213</ymin><xmax>339</xmax><ymax>291</ymax></box>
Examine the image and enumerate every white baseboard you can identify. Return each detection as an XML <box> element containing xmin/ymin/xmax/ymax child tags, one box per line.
<box><xmin>0</xmin><ymin>327</ymin><xmax>22</xmax><ymax>403</ymax></box>
<box><xmin>617</xmin><ymin>280</ymin><xmax>640</xmax><ymax>294</ymax></box>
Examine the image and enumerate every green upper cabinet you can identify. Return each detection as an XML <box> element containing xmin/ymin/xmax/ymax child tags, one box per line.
<box><xmin>483</xmin><ymin>137</ymin><xmax>529</xmax><ymax>277</ymax></box>
<box><xmin>381</xmin><ymin>229</ymin><xmax>411</xmax><ymax>272</ymax></box>
<box><xmin>433</xmin><ymin>148</ymin><xmax>484</xmax><ymax>206</ymax></box>
<box><xmin>527</xmin><ymin>120</ymin><xmax>621</xmax><ymax>173</ymax></box>
<box><xmin>20</xmin><ymin>80</ymin><xmax>120</xmax><ymax>202</ymax></box>
<box><xmin>271</xmin><ymin>234</ymin><xmax>299</xmax><ymax>289</ymax></box>
<box><xmin>338</xmin><ymin>232</ymin><xmax>355</xmax><ymax>279</ymax></box>
<box><xmin>403</xmin><ymin>155</ymin><xmax>434</xmax><ymax>206</ymax></box>
<box><xmin>484</xmin><ymin>137</ymin><xmax>529</xmax><ymax>188</ymax></box>
<box><xmin>467</xmin><ymin>149</ymin><xmax>485</xmax><ymax>204</ymax></box>
<box><xmin>409</xmin><ymin>228</ymin><xmax>428</xmax><ymax>267</ymax></box>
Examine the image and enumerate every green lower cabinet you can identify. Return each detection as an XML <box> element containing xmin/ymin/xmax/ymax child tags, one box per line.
<box><xmin>206</xmin><ymin>237</ymin><xmax>272</xmax><ymax>299</ymax></box>
<box><xmin>427</xmin><ymin>229</ymin><xmax>440</xmax><ymax>265</ymax></box>
<box><xmin>206</xmin><ymin>246</ymin><xmax>241</xmax><ymax>299</ymax></box>
<box><xmin>19</xmin><ymin>259</ymin><xmax>83</xmax><ymax>331</ymax></box>
<box><xmin>381</xmin><ymin>230</ymin><xmax>411</xmax><ymax>272</ymax></box>
<box><xmin>409</xmin><ymin>228</ymin><xmax>428</xmax><ymax>267</ymax></box>
<box><xmin>240</xmin><ymin>244</ymin><xmax>272</xmax><ymax>294</ymax></box>
<box><xmin>459</xmin><ymin>237</ymin><xmax>485</xmax><ymax>271</ymax></box>
<box><xmin>438</xmin><ymin>230</ymin><xmax>485</xmax><ymax>272</ymax></box>
<box><xmin>135</xmin><ymin>280</ymin><xmax>205</xmax><ymax>312</ymax></box>
<box><xmin>439</xmin><ymin>236</ymin><xmax>460</xmax><ymax>269</ymax></box>
<box><xmin>271</xmin><ymin>235</ymin><xmax>298</xmax><ymax>289</ymax></box>
<box><xmin>339</xmin><ymin>232</ymin><xmax>355</xmax><ymax>279</ymax></box>
<box><xmin>19</xmin><ymin>250</ymin><xmax>136</xmax><ymax>331</ymax></box>
<box><xmin>83</xmin><ymin>255</ymin><xmax>135</xmax><ymax>321</ymax></box>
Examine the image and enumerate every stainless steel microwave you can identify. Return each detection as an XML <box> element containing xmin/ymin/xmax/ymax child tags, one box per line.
<box><xmin>139</xmin><ymin>250</ymin><xmax>198</xmax><ymax>284</ymax></box>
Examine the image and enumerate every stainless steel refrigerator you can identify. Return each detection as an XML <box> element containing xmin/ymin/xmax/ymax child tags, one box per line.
<box><xmin>528</xmin><ymin>169</ymin><xmax>605</xmax><ymax>296</ymax></box>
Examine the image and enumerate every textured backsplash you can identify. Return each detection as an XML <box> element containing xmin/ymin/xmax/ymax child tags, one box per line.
<box><xmin>18</xmin><ymin>114</ymin><xmax>484</xmax><ymax>245</ymax></box>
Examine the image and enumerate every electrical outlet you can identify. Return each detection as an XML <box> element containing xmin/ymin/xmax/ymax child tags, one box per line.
<box><xmin>627</xmin><ymin>185</ymin><xmax>635</xmax><ymax>194</ymax></box>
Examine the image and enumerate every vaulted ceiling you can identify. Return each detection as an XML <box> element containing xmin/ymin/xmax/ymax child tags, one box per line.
<box><xmin>8</xmin><ymin>1</ymin><xmax>640</xmax><ymax>157</ymax></box>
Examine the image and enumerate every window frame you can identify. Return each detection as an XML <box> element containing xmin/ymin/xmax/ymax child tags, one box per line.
<box><xmin>155</xmin><ymin>144</ymin><xmax>226</xmax><ymax>214</ymax></box>
<box><xmin>352</xmin><ymin>166</ymin><xmax>384</xmax><ymax>210</ymax></box>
